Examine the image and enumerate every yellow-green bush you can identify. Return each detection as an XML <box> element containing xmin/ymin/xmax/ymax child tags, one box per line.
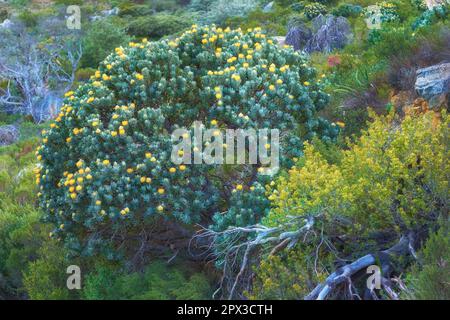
<box><xmin>254</xmin><ymin>110</ymin><xmax>448</xmax><ymax>298</ymax></box>
<box><xmin>265</xmin><ymin>110</ymin><xmax>448</xmax><ymax>233</ymax></box>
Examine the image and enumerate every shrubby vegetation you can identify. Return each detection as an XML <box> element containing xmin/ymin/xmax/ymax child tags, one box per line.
<box><xmin>37</xmin><ymin>25</ymin><xmax>336</xmax><ymax>261</ymax></box>
<box><xmin>0</xmin><ymin>0</ymin><xmax>448</xmax><ymax>300</ymax></box>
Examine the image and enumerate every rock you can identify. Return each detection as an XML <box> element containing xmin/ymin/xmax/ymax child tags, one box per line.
<box><xmin>263</xmin><ymin>1</ymin><xmax>274</xmax><ymax>13</ymax></box>
<box><xmin>285</xmin><ymin>24</ymin><xmax>312</xmax><ymax>51</ymax></box>
<box><xmin>305</xmin><ymin>15</ymin><xmax>352</xmax><ymax>53</ymax></box>
<box><xmin>0</xmin><ymin>125</ymin><xmax>19</xmax><ymax>146</ymax></box>
<box><xmin>273</xmin><ymin>36</ymin><xmax>286</xmax><ymax>47</ymax></box>
<box><xmin>101</xmin><ymin>7</ymin><xmax>119</xmax><ymax>17</ymax></box>
<box><xmin>0</xmin><ymin>18</ymin><xmax>12</xmax><ymax>29</ymax></box>
<box><xmin>90</xmin><ymin>7</ymin><xmax>120</xmax><ymax>21</ymax></box>
<box><xmin>425</xmin><ymin>0</ymin><xmax>449</xmax><ymax>10</ymax></box>
<box><xmin>415</xmin><ymin>62</ymin><xmax>450</xmax><ymax>107</ymax></box>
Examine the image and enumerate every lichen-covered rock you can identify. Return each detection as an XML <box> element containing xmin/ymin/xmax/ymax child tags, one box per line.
<box><xmin>305</xmin><ymin>14</ymin><xmax>352</xmax><ymax>53</ymax></box>
<box><xmin>285</xmin><ymin>24</ymin><xmax>312</xmax><ymax>51</ymax></box>
<box><xmin>0</xmin><ymin>125</ymin><xmax>19</xmax><ymax>146</ymax></box>
<box><xmin>415</xmin><ymin>62</ymin><xmax>450</xmax><ymax>106</ymax></box>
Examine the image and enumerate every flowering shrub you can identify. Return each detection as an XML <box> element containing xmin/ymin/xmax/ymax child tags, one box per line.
<box><xmin>36</xmin><ymin>25</ymin><xmax>337</xmax><ymax>257</ymax></box>
<box><xmin>253</xmin><ymin>110</ymin><xmax>448</xmax><ymax>298</ymax></box>
<box><xmin>265</xmin><ymin>110</ymin><xmax>448</xmax><ymax>231</ymax></box>
<box><xmin>304</xmin><ymin>3</ymin><xmax>328</xmax><ymax>20</ymax></box>
<box><xmin>364</xmin><ymin>2</ymin><xmax>400</xmax><ymax>24</ymax></box>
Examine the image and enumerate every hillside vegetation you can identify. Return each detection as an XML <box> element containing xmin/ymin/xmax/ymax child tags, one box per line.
<box><xmin>0</xmin><ymin>0</ymin><xmax>448</xmax><ymax>300</ymax></box>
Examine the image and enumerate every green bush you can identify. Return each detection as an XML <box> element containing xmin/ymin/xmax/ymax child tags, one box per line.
<box><xmin>304</xmin><ymin>3</ymin><xmax>327</xmax><ymax>20</ymax></box>
<box><xmin>118</xmin><ymin>3</ymin><xmax>153</xmax><ymax>17</ymax></box>
<box><xmin>126</xmin><ymin>14</ymin><xmax>193</xmax><ymax>39</ymax></box>
<box><xmin>82</xmin><ymin>261</ymin><xmax>211</xmax><ymax>299</ymax></box>
<box><xmin>37</xmin><ymin>25</ymin><xmax>337</xmax><ymax>259</ymax></box>
<box><xmin>406</xmin><ymin>226</ymin><xmax>450</xmax><ymax>300</ymax></box>
<box><xmin>200</xmin><ymin>0</ymin><xmax>259</xmax><ymax>25</ymax></box>
<box><xmin>81</xmin><ymin>19</ymin><xmax>131</xmax><ymax>69</ymax></box>
<box><xmin>331</xmin><ymin>3</ymin><xmax>363</xmax><ymax>17</ymax></box>
<box><xmin>23</xmin><ymin>240</ymin><xmax>78</xmax><ymax>300</ymax></box>
<box><xmin>18</xmin><ymin>10</ymin><xmax>39</xmax><ymax>28</ymax></box>
<box><xmin>225</xmin><ymin>6</ymin><xmax>293</xmax><ymax>36</ymax></box>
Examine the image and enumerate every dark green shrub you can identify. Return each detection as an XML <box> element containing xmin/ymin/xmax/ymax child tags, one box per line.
<box><xmin>18</xmin><ymin>10</ymin><xmax>39</xmax><ymax>28</ymax></box>
<box><xmin>82</xmin><ymin>261</ymin><xmax>211</xmax><ymax>299</ymax></box>
<box><xmin>76</xmin><ymin>68</ymin><xmax>96</xmax><ymax>82</ymax></box>
<box><xmin>406</xmin><ymin>227</ymin><xmax>450</xmax><ymax>300</ymax></box>
<box><xmin>23</xmin><ymin>240</ymin><xmax>78</xmax><ymax>300</ymax></box>
<box><xmin>331</xmin><ymin>4</ymin><xmax>363</xmax><ymax>18</ymax></box>
<box><xmin>126</xmin><ymin>14</ymin><xmax>193</xmax><ymax>39</ymax></box>
<box><xmin>54</xmin><ymin>0</ymin><xmax>83</xmax><ymax>5</ymax></box>
<box><xmin>118</xmin><ymin>3</ymin><xmax>153</xmax><ymax>17</ymax></box>
<box><xmin>81</xmin><ymin>19</ymin><xmax>131</xmax><ymax>69</ymax></box>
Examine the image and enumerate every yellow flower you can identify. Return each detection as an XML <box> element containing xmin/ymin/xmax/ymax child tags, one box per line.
<box><xmin>121</xmin><ymin>120</ymin><xmax>128</xmax><ymax>126</ymax></box>
<box><xmin>169</xmin><ymin>167</ymin><xmax>176</xmax><ymax>173</ymax></box>
<box><xmin>336</xmin><ymin>121</ymin><xmax>345</xmax><ymax>128</ymax></box>
<box><xmin>76</xmin><ymin>185</ymin><xmax>82</xmax><ymax>192</ymax></box>
<box><xmin>179</xmin><ymin>165</ymin><xmax>186</xmax><ymax>171</ymax></box>
<box><xmin>127</xmin><ymin>168</ymin><xmax>134</xmax><ymax>174</ymax></box>
<box><xmin>146</xmin><ymin>177</ymin><xmax>152</xmax><ymax>184</ymax></box>
<box><xmin>135</xmin><ymin>73</ymin><xmax>144</xmax><ymax>80</ymax></box>
<box><xmin>76</xmin><ymin>160</ymin><xmax>83</xmax><ymax>168</ymax></box>
<box><xmin>303</xmin><ymin>81</ymin><xmax>310</xmax><ymax>86</ymax></box>
<box><xmin>92</xmin><ymin>121</ymin><xmax>99</xmax><ymax>127</ymax></box>
<box><xmin>107</xmin><ymin>64</ymin><xmax>112</xmax><ymax>70</ymax></box>
<box><xmin>158</xmin><ymin>188</ymin><xmax>165</xmax><ymax>194</ymax></box>
<box><xmin>102</xmin><ymin>159</ymin><xmax>110</xmax><ymax>166</ymax></box>
<box><xmin>70</xmin><ymin>193</ymin><xmax>77</xmax><ymax>199</ymax></box>
<box><xmin>269</xmin><ymin>85</ymin><xmax>275</xmax><ymax>91</ymax></box>
<box><xmin>111</xmin><ymin>131</ymin><xmax>118</xmax><ymax>137</ymax></box>
<box><xmin>86</xmin><ymin>174</ymin><xmax>93</xmax><ymax>180</ymax></box>
<box><xmin>211</xmin><ymin>119</ymin><xmax>218</xmax><ymax>126</ymax></box>
<box><xmin>157</xmin><ymin>205</ymin><xmax>164</xmax><ymax>212</ymax></box>
<box><xmin>145</xmin><ymin>152</ymin><xmax>152</xmax><ymax>159</ymax></box>
<box><xmin>95</xmin><ymin>200</ymin><xmax>102</xmax><ymax>206</ymax></box>
<box><xmin>215</xmin><ymin>93</ymin><xmax>222</xmax><ymax>99</ymax></box>
<box><xmin>276</xmin><ymin>79</ymin><xmax>283</xmax><ymax>85</ymax></box>
<box><xmin>236</xmin><ymin>184</ymin><xmax>243</xmax><ymax>191</ymax></box>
